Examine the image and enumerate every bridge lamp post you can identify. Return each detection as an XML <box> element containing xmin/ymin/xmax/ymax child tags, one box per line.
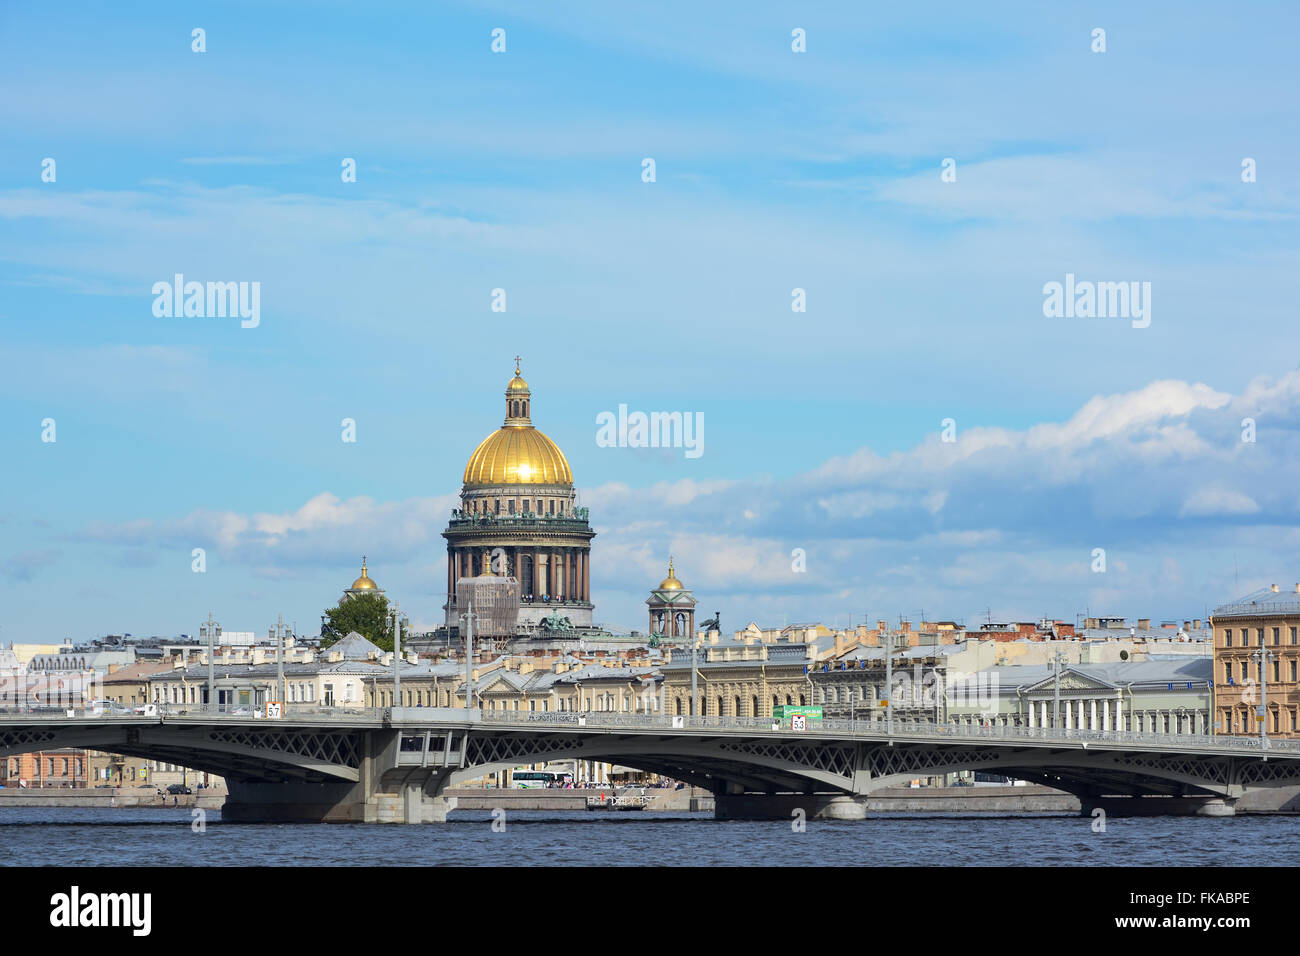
<box><xmin>459</xmin><ymin>603</ymin><xmax>480</xmax><ymax>713</ymax></box>
<box><xmin>200</xmin><ymin>614</ymin><xmax>221</xmax><ymax>713</ymax></box>
<box><xmin>268</xmin><ymin>613</ymin><xmax>285</xmax><ymax>712</ymax></box>
<box><xmin>1052</xmin><ymin>650</ymin><xmax>1067</xmax><ymax>732</ymax></box>
<box><xmin>390</xmin><ymin>602</ymin><xmax>403</xmax><ymax>710</ymax></box>
<box><xmin>1253</xmin><ymin>647</ymin><xmax>1274</xmax><ymax>747</ymax></box>
<box><xmin>884</xmin><ymin>630</ymin><xmax>899</xmax><ymax>736</ymax></box>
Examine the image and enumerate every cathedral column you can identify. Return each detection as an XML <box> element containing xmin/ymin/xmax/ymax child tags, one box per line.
<box><xmin>583</xmin><ymin>550</ymin><xmax>590</xmax><ymax>602</ymax></box>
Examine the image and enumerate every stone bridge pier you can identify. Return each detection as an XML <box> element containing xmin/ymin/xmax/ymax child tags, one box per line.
<box><xmin>221</xmin><ymin>729</ymin><xmax>455</xmax><ymax>824</ymax></box>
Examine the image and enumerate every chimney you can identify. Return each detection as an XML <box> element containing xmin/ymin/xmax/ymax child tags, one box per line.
<box><xmin>1272</xmin><ymin>584</ymin><xmax>1280</xmax><ymax>592</ymax></box>
<box><xmin>900</xmin><ymin>621</ymin><xmax>911</xmax><ymax>633</ymax></box>
<box><xmin>1295</xmin><ymin>584</ymin><xmax>1300</xmax><ymax>594</ymax></box>
<box><xmin>1137</xmin><ymin>618</ymin><xmax>1150</xmax><ymax>630</ymax></box>
<box><xmin>1193</xmin><ymin>619</ymin><xmax>1202</xmax><ymax>630</ymax></box>
<box><xmin>877</xmin><ymin>621</ymin><xmax>887</xmax><ymax>633</ymax></box>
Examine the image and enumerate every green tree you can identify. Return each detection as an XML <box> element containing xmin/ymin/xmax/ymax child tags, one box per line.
<box><xmin>321</xmin><ymin>593</ymin><xmax>392</xmax><ymax>651</ymax></box>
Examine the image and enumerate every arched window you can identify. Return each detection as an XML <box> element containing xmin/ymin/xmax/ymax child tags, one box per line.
<box><xmin>716</xmin><ymin>696</ymin><xmax>724</xmax><ymax>716</ymax></box>
<box><xmin>734</xmin><ymin>696</ymin><xmax>741</xmax><ymax>716</ymax></box>
<box><xmin>751</xmin><ymin>696</ymin><xmax>759</xmax><ymax>716</ymax></box>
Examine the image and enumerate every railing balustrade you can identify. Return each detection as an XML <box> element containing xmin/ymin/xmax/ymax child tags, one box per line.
<box><xmin>2</xmin><ymin>702</ymin><xmax>1295</xmax><ymax>754</ymax></box>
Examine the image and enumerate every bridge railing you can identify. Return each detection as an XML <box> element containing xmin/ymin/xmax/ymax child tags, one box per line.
<box><xmin>476</xmin><ymin>709</ymin><xmax>1300</xmax><ymax>753</ymax></box>
<box><xmin>0</xmin><ymin>702</ymin><xmax>387</xmax><ymax>721</ymax></box>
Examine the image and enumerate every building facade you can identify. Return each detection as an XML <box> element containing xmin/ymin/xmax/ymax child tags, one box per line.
<box><xmin>1211</xmin><ymin>584</ymin><xmax>1300</xmax><ymax>737</ymax></box>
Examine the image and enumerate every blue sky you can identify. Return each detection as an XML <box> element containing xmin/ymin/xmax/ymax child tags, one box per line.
<box><xmin>1</xmin><ymin>1</ymin><xmax>1298</xmax><ymax>641</ymax></box>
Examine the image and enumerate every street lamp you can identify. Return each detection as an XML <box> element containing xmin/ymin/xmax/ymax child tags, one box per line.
<box><xmin>200</xmin><ymin>613</ymin><xmax>221</xmax><ymax>712</ymax></box>
<box><xmin>458</xmin><ymin>602</ymin><xmax>480</xmax><ymax>712</ymax></box>
<box><xmin>1051</xmin><ymin>649</ymin><xmax>1067</xmax><ymax>732</ymax></box>
<box><xmin>391</xmin><ymin>601</ymin><xmax>402</xmax><ymax>710</ymax></box>
<box><xmin>1252</xmin><ymin>647</ymin><xmax>1274</xmax><ymax>748</ymax></box>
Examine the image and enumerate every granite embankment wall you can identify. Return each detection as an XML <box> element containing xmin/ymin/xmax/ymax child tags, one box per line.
<box><xmin>443</xmin><ymin>784</ymin><xmax>1082</xmax><ymax>813</ymax></box>
<box><xmin>5</xmin><ymin>785</ymin><xmax>1298</xmax><ymax>814</ymax></box>
<box><xmin>0</xmin><ymin>787</ymin><xmax>226</xmax><ymax>809</ymax></box>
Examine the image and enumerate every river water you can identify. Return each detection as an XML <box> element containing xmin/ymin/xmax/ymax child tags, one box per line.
<box><xmin>2</xmin><ymin>807</ymin><xmax>1297</xmax><ymax>866</ymax></box>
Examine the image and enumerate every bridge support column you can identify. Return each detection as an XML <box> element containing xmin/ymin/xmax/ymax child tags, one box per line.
<box><xmin>370</xmin><ymin>786</ymin><xmax>458</xmax><ymax>823</ymax></box>
<box><xmin>222</xmin><ymin>780</ymin><xmax>368</xmax><ymax>823</ymax></box>
<box><xmin>714</xmin><ymin>793</ymin><xmax>867</xmax><ymax>821</ymax></box>
<box><xmin>1078</xmin><ymin>795</ymin><xmax>1237</xmax><ymax>818</ymax></box>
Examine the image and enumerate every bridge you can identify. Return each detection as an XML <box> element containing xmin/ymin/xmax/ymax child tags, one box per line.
<box><xmin>4</xmin><ymin>706</ymin><xmax>1300</xmax><ymax>822</ymax></box>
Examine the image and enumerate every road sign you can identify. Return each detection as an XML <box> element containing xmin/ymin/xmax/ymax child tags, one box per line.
<box><xmin>265</xmin><ymin>702</ymin><xmax>282</xmax><ymax>719</ymax></box>
<box><xmin>880</xmin><ymin>700</ymin><xmax>889</xmax><ymax>707</ymax></box>
<box><xmin>791</xmin><ymin>715</ymin><xmax>807</xmax><ymax>731</ymax></box>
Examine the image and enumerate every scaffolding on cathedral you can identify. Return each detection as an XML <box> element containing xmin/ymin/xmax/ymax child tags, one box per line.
<box><xmin>455</xmin><ymin>573</ymin><xmax>522</xmax><ymax>652</ymax></box>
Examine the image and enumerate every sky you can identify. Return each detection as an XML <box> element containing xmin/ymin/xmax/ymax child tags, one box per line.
<box><xmin>1</xmin><ymin>1</ymin><xmax>1298</xmax><ymax>642</ymax></box>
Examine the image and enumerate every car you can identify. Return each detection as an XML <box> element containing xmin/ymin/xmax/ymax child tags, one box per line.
<box><xmin>165</xmin><ymin>784</ymin><xmax>192</xmax><ymax>795</ymax></box>
<box><xmin>230</xmin><ymin>707</ymin><xmax>253</xmax><ymax>716</ymax></box>
<box><xmin>88</xmin><ymin>700</ymin><xmax>133</xmax><ymax>716</ymax></box>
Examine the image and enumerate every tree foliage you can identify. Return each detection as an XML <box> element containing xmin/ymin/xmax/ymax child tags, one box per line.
<box><xmin>321</xmin><ymin>593</ymin><xmax>392</xmax><ymax>652</ymax></box>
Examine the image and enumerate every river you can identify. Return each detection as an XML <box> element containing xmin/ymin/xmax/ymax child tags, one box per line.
<box><xmin>1</xmin><ymin>807</ymin><xmax>1296</xmax><ymax>866</ymax></box>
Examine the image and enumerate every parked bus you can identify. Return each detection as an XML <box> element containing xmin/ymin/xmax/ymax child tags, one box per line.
<box><xmin>511</xmin><ymin>771</ymin><xmax>563</xmax><ymax>788</ymax></box>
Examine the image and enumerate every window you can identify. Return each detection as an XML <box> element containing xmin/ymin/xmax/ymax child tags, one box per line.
<box><xmin>1273</xmin><ymin>661</ymin><xmax>1280</xmax><ymax>682</ymax></box>
<box><xmin>1292</xmin><ymin>627</ymin><xmax>1298</xmax><ymax>644</ymax></box>
<box><xmin>548</xmin><ymin>500</ymin><xmax>555</xmax><ymax>515</ymax></box>
<box><xmin>1292</xmin><ymin>661</ymin><xmax>1298</xmax><ymax>683</ymax></box>
<box><xmin>508</xmin><ymin>499</ymin><xmax>515</xmax><ymax>514</ymax></box>
<box><xmin>1225</xmin><ymin>662</ymin><xmax>1233</xmax><ymax>682</ymax></box>
<box><xmin>1224</xmin><ymin>629</ymin><xmax>1232</xmax><ymax>647</ymax></box>
<box><xmin>1258</xmin><ymin>628</ymin><xmax>1265</xmax><ymax>646</ymax></box>
<box><xmin>1274</xmin><ymin>627</ymin><xmax>1281</xmax><ymax>645</ymax></box>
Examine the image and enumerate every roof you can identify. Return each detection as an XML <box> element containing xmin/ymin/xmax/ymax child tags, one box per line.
<box><xmin>1212</xmin><ymin>586</ymin><xmax>1300</xmax><ymax>619</ymax></box>
<box><xmin>326</xmin><ymin>631</ymin><xmax>382</xmax><ymax>660</ymax></box>
<box><xmin>102</xmin><ymin>660</ymin><xmax>176</xmax><ymax>683</ymax></box>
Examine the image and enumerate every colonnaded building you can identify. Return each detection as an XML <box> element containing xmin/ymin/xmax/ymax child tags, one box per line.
<box><xmin>438</xmin><ymin>362</ymin><xmax>600</xmax><ymax>644</ymax></box>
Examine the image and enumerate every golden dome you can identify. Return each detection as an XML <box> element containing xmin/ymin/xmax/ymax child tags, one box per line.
<box><xmin>507</xmin><ymin>356</ymin><xmax>529</xmax><ymax>393</ymax></box>
<box><xmin>463</xmin><ymin>361</ymin><xmax>573</xmax><ymax>487</ymax></box>
<box><xmin>463</xmin><ymin>426</ymin><xmax>573</xmax><ymax>486</ymax></box>
<box><xmin>658</xmin><ymin>557</ymin><xmax>684</xmax><ymax>590</ymax></box>
<box><xmin>350</xmin><ymin>558</ymin><xmax>379</xmax><ymax>591</ymax></box>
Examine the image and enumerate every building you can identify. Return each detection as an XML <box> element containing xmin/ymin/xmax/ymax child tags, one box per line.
<box><xmin>945</xmin><ymin>658</ymin><xmax>1214</xmax><ymax>734</ymax></box>
<box><xmin>646</xmin><ymin>559</ymin><xmax>697</xmax><ymax>642</ymax></box>
<box><xmin>442</xmin><ymin>362</ymin><xmax>596</xmax><ymax>633</ymax></box>
<box><xmin>341</xmin><ymin>557</ymin><xmax>384</xmax><ymax>602</ymax></box>
<box><xmin>1211</xmin><ymin>583</ymin><xmax>1300</xmax><ymax>737</ymax></box>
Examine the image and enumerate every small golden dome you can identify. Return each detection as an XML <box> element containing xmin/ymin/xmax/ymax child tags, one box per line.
<box><xmin>350</xmin><ymin>558</ymin><xmax>379</xmax><ymax>591</ymax></box>
<box><xmin>658</xmin><ymin>557</ymin><xmax>684</xmax><ymax>591</ymax></box>
<box><xmin>507</xmin><ymin>356</ymin><xmax>529</xmax><ymax>393</ymax></box>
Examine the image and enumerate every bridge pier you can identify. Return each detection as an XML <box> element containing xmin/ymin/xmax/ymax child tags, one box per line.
<box><xmin>221</xmin><ymin>780</ymin><xmax>368</xmax><ymax>823</ymax></box>
<box><xmin>370</xmin><ymin>786</ymin><xmax>457</xmax><ymax>824</ymax></box>
<box><xmin>1079</xmin><ymin>795</ymin><xmax>1237</xmax><ymax>818</ymax></box>
<box><xmin>714</xmin><ymin>792</ymin><xmax>867</xmax><ymax>821</ymax></box>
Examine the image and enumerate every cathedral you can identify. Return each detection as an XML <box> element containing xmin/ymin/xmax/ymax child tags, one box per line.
<box><xmin>442</xmin><ymin>362</ymin><xmax>596</xmax><ymax>638</ymax></box>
